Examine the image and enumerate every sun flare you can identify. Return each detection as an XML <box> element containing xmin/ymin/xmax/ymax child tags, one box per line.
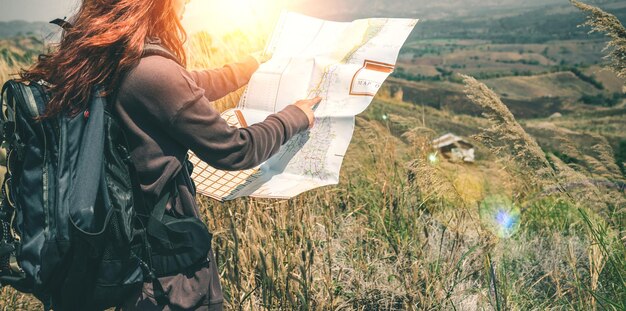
<box><xmin>183</xmin><ymin>0</ymin><xmax>289</xmax><ymax>37</ymax></box>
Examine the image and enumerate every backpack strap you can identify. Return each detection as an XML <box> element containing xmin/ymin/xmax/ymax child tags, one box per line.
<box><xmin>120</xmin><ymin>41</ymin><xmax>185</xmax><ymax>307</ymax></box>
<box><xmin>141</xmin><ymin>180</ymin><xmax>182</xmax><ymax>306</ymax></box>
<box><xmin>143</xmin><ymin>44</ymin><xmax>183</xmax><ymax>67</ymax></box>
<box><xmin>1</xmin><ymin>81</ymin><xmax>42</xmax><ymax>162</ymax></box>
<box><xmin>1</xmin><ymin>82</ymin><xmax>15</xmax><ymax>141</ymax></box>
<box><xmin>146</xmin><ymin>183</ymin><xmax>195</xmax><ymax>251</ymax></box>
<box><xmin>144</xmin><ymin>183</ymin><xmax>175</xmax><ymax>306</ymax></box>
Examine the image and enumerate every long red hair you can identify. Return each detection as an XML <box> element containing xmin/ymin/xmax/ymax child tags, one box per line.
<box><xmin>20</xmin><ymin>0</ymin><xmax>187</xmax><ymax>119</ymax></box>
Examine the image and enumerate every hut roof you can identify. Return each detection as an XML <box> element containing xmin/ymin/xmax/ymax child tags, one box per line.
<box><xmin>432</xmin><ymin>133</ymin><xmax>474</xmax><ymax>149</ymax></box>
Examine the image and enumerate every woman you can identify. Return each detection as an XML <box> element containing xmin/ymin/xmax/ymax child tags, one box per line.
<box><xmin>22</xmin><ymin>0</ymin><xmax>319</xmax><ymax>310</ymax></box>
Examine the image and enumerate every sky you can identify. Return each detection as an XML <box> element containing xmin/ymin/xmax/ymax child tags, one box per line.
<box><xmin>0</xmin><ymin>0</ymin><xmax>80</xmax><ymax>22</ymax></box>
<box><xmin>0</xmin><ymin>0</ymin><xmax>567</xmax><ymax>23</ymax></box>
<box><xmin>0</xmin><ymin>0</ymin><xmax>352</xmax><ymax>21</ymax></box>
<box><xmin>0</xmin><ymin>0</ymin><xmax>321</xmax><ymax>35</ymax></box>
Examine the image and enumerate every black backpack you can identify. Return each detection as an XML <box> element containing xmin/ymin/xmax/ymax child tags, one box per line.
<box><xmin>0</xmin><ymin>46</ymin><xmax>213</xmax><ymax>310</ymax></box>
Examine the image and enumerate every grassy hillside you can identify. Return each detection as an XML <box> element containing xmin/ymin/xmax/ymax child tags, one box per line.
<box><xmin>0</xmin><ymin>36</ymin><xmax>44</xmax><ymax>81</ymax></box>
<box><xmin>483</xmin><ymin>72</ymin><xmax>600</xmax><ymax>99</ymax></box>
<box><xmin>0</xmin><ymin>21</ymin><xmax>55</xmax><ymax>40</ymax></box>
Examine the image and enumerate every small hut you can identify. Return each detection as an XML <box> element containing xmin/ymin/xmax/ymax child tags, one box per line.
<box><xmin>432</xmin><ymin>133</ymin><xmax>475</xmax><ymax>163</ymax></box>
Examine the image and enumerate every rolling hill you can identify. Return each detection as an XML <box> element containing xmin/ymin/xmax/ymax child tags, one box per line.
<box><xmin>0</xmin><ymin>21</ymin><xmax>56</xmax><ymax>40</ymax></box>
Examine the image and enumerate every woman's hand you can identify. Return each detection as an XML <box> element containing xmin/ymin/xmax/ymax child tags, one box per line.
<box><xmin>293</xmin><ymin>97</ymin><xmax>322</xmax><ymax>129</ymax></box>
<box><xmin>251</xmin><ymin>51</ymin><xmax>273</xmax><ymax>64</ymax></box>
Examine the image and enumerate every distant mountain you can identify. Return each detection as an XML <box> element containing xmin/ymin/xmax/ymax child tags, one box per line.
<box><xmin>289</xmin><ymin>0</ymin><xmax>626</xmax><ymax>44</ymax></box>
<box><xmin>291</xmin><ymin>0</ymin><xmax>623</xmax><ymax>21</ymax></box>
<box><xmin>291</xmin><ymin>0</ymin><xmax>566</xmax><ymax>20</ymax></box>
<box><xmin>0</xmin><ymin>20</ymin><xmax>57</xmax><ymax>40</ymax></box>
<box><xmin>410</xmin><ymin>1</ymin><xmax>626</xmax><ymax>43</ymax></box>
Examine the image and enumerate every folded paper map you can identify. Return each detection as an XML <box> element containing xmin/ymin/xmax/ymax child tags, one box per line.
<box><xmin>189</xmin><ymin>12</ymin><xmax>418</xmax><ymax>201</ymax></box>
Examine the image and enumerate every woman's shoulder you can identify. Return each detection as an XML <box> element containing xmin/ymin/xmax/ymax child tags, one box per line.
<box><xmin>126</xmin><ymin>55</ymin><xmax>188</xmax><ymax>88</ymax></box>
<box><xmin>121</xmin><ymin>55</ymin><xmax>201</xmax><ymax>101</ymax></box>
<box><xmin>117</xmin><ymin>56</ymin><xmax>205</xmax><ymax>122</ymax></box>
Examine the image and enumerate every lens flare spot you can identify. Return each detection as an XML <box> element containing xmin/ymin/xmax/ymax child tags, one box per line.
<box><xmin>427</xmin><ymin>152</ymin><xmax>439</xmax><ymax>165</ymax></box>
<box><xmin>479</xmin><ymin>195</ymin><xmax>520</xmax><ymax>238</ymax></box>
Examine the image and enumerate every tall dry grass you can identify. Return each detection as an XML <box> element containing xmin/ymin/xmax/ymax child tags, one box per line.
<box><xmin>457</xmin><ymin>2</ymin><xmax>626</xmax><ymax>304</ymax></box>
<box><xmin>186</xmin><ymin>30</ymin><xmax>267</xmax><ymax>113</ymax></box>
<box><xmin>0</xmin><ymin>36</ymin><xmax>52</xmax><ymax>82</ymax></box>
<box><xmin>571</xmin><ymin>0</ymin><xmax>626</xmax><ymax>79</ymax></box>
<box><xmin>198</xmin><ymin>111</ymin><xmax>496</xmax><ymax>309</ymax></box>
<box><xmin>0</xmin><ymin>46</ymin><xmax>30</xmax><ymax>84</ymax></box>
<box><xmin>570</xmin><ymin>3</ymin><xmax>626</xmax><ymax>308</ymax></box>
<box><xmin>459</xmin><ymin>75</ymin><xmax>558</xmax><ymax>192</ymax></box>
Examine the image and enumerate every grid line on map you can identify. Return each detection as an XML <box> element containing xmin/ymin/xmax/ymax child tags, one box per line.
<box><xmin>187</xmin><ymin>109</ymin><xmax>261</xmax><ymax>201</ymax></box>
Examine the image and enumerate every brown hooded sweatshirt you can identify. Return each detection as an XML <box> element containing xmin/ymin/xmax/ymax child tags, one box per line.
<box><xmin>114</xmin><ymin>50</ymin><xmax>309</xmax><ymax>310</ymax></box>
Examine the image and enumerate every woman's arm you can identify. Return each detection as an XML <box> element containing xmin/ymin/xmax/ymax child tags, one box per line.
<box><xmin>123</xmin><ymin>56</ymin><xmax>309</xmax><ymax>171</ymax></box>
<box><xmin>171</xmin><ymin>97</ymin><xmax>308</xmax><ymax>171</ymax></box>
<box><xmin>188</xmin><ymin>56</ymin><xmax>259</xmax><ymax>101</ymax></box>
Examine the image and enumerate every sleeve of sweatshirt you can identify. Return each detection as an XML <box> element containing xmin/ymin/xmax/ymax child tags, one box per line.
<box><xmin>188</xmin><ymin>56</ymin><xmax>259</xmax><ymax>101</ymax></box>
<box><xmin>125</xmin><ymin>56</ymin><xmax>309</xmax><ymax>171</ymax></box>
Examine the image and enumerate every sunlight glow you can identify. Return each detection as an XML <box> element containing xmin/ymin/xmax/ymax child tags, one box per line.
<box><xmin>182</xmin><ymin>0</ymin><xmax>289</xmax><ymax>37</ymax></box>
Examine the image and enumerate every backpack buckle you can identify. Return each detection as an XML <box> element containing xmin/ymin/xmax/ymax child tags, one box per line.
<box><xmin>2</xmin><ymin>121</ymin><xmax>15</xmax><ymax>141</ymax></box>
